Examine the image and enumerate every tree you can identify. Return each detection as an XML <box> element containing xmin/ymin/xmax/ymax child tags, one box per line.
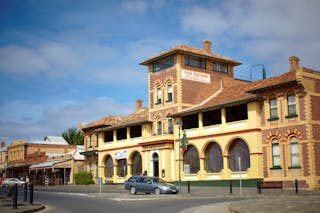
<box><xmin>61</xmin><ymin>127</ymin><xmax>84</xmax><ymax>145</ymax></box>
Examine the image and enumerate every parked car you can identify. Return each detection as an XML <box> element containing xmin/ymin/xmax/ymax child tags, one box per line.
<box><xmin>2</xmin><ymin>178</ymin><xmax>26</xmax><ymax>187</ymax></box>
<box><xmin>124</xmin><ymin>176</ymin><xmax>178</xmax><ymax>195</ymax></box>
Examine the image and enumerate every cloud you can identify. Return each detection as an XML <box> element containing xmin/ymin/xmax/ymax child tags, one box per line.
<box><xmin>181</xmin><ymin>6</ymin><xmax>228</xmax><ymax>37</ymax></box>
<box><xmin>121</xmin><ymin>0</ymin><xmax>148</xmax><ymax>12</ymax></box>
<box><xmin>0</xmin><ymin>45</ymin><xmax>48</xmax><ymax>75</ymax></box>
<box><xmin>0</xmin><ymin>97</ymin><xmax>133</xmax><ymax>142</ymax></box>
<box><xmin>127</xmin><ymin>38</ymin><xmax>186</xmax><ymax>62</ymax></box>
<box><xmin>180</xmin><ymin>0</ymin><xmax>320</xmax><ymax>75</ymax></box>
<box><xmin>0</xmin><ymin>40</ymin><xmax>116</xmax><ymax>79</ymax></box>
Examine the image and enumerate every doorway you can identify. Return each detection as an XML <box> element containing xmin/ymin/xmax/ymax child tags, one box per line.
<box><xmin>152</xmin><ymin>153</ymin><xmax>159</xmax><ymax>177</ymax></box>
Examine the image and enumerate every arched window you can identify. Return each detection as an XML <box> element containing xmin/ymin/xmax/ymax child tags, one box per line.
<box><xmin>228</xmin><ymin>139</ymin><xmax>250</xmax><ymax>171</ymax></box>
<box><xmin>167</xmin><ymin>83</ymin><xmax>173</xmax><ymax>102</ymax></box>
<box><xmin>90</xmin><ymin>134</ymin><xmax>94</xmax><ymax>147</ymax></box>
<box><xmin>287</xmin><ymin>93</ymin><xmax>297</xmax><ymax>116</ymax></box>
<box><xmin>269</xmin><ymin>95</ymin><xmax>278</xmax><ymax>119</ymax></box>
<box><xmin>156</xmin><ymin>86</ymin><xmax>162</xmax><ymax>104</ymax></box>
<box><xmin>271</xmin><ymin>139</ymin><xmax>281</xmax><ymax>167</ymax></box>
<box><xmin>117</xmin><ymin>159</ymin><xmax>127</xmax><ymax>177</ymax></box>
<box><xmin>183</xmin><ymin>145</ymin><xmax>200</xmax><ymax>174</ymax></box>
<box><xmin>157</xmin><ymin>120</ymin><xmax>162</xmax><ymax>135</ymax></box>
<box><xmin>205</xmin><ymin>142</ymin><xmax>223</xmax><ymax>173</ymax></box>
<box><xmin>104</xmin><ymin>155</ymin><xmax>114</xmax><ymax>178</ymax></box>
<box><xmin>131</xmin><ymin>152</ymin><xmax>142</xmax><ymax>176</ymax></box>
<box><xmin>290</xmin><ymin>137</ymin><xmax>300</xmax><ymax>167</ymax></box>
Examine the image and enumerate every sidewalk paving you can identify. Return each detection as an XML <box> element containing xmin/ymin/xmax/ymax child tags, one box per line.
<box><xmin>1</xmin><ymin>184</ymin><xmax>320</xmax><ymax>213</ymax></box>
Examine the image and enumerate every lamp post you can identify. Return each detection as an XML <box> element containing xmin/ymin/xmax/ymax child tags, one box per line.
<box><xmin>176</xmin><ymin>120</ymin><xmax>183</xmax><ymax>194</ymax></box>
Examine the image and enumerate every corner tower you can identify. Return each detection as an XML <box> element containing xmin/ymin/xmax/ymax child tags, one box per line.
<box><xmin>140</xmin><ymin>40</ymin><xmax>241</xmax><ymax>135</ymax></box>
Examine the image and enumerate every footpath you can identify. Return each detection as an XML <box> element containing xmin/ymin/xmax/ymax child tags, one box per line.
<box><xmin>1</xmin><ymin>184</ymin><xmax>320</xmax><ymax>213</ymax></box>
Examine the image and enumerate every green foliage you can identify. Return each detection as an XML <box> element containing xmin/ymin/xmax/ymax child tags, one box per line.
<box><xmin>61</xmin><ymin>127</ymin><xmax>84</xmax><ymax>145</ymax></box>
<box><xmin>180</xmin><ymin>130</ymin><xmax>188</xmax><ymax>151</ymax></box>
<box><xmin>74</xmin><ymin>171</ymin><xmax>95</xmax><ymax>185</ymax></box>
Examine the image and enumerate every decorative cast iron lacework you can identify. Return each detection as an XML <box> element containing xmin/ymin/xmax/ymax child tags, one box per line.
<box><xmin>131</xmin><ymin>152</ymin><xmax>142</xmax><ymax>176</ymax></box>
<box><xmin>104</xmin><ymin>155</ymin><xmax>113</xmax><ymax>178</ymax></box>
<box><xmin>183</xmin><ymin>145</ymin><xmax>200</xmax><ymax>174</ymax></box>
<box><xmin>205</xmin><ymin>142</ymin><xmax>223</xmax><ymax>173</ymax></box>
<box><xmin>228</xmin><ymin>139</ymin><xmax>250</xmax><ymax>172</ymax></box>
<box><xmin>117</xmin><ymin>159</ymin><xmax>127</xmax><ymax>177</ymax></box>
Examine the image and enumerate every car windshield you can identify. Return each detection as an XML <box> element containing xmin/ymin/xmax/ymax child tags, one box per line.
<box><xmin>152</xmin><ymin>178</ymin><xmax>166</xmax><ymax>184</ymax></box>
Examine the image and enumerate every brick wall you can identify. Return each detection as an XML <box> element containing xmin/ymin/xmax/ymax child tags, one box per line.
<box><xmin>314</xmin><ymin>142</ymin><xmax>320</xmax><ymax>176</ymax></box>
<box><xmin>301</xmin><ymin>142</ymin><xmax>310</xmax><ymax>176</ymax></box>
<box><xmin>311</xmin><ymin>95</ymin><xmax>320</xmax><ymax>120</ymax></box>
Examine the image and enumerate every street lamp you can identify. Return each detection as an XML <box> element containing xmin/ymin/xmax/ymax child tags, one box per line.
<box><xmin>176</xmin><ymin>120</ymin><xmax>183</xmax><ymax>194</ymax></box>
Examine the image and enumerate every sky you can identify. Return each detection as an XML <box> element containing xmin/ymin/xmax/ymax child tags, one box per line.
<box><xmin>0</xmin><ymin>0</ymin><xmax>319</xmax><ymax>143</ymax></box>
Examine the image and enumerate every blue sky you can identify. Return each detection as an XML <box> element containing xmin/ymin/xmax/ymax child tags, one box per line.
<box><xmin>1</xmin><ymin>0</ymin><xmax>320</xmax><ymax>142</ymax></box>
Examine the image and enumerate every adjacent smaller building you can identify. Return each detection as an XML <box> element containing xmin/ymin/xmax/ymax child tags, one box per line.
<box><xmin>5</xmin><ymin>136</ymin><xmax>84</xmax><ymax>185</ymax></box>
<box><xmin>0</xmin><ymin>142</ymin><xmax>7</xmax><ymax>179</ymax></box>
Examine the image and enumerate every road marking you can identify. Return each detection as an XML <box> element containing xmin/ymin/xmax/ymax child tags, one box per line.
<box><xmin>109</xmin><ymin>198</ymin><xmax>159</xmax><ymax>202</ymax></box>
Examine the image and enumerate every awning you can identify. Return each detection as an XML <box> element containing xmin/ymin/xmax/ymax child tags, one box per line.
<box><xmin>80</xmin><ymin>150</ymin><xmax>98</xmax><ymax>155</ymax></box>
<box><xmin>29</xmin><ymin>160</ymin><xmax>66</xmax><ymax>170</ymax></box>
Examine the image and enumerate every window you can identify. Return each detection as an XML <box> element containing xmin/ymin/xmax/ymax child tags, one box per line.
<box><xmin>213</xmin><ymin>62</ymin><xmax>228</xmax><ymax>73</ymax></box>
<box><xmin>117</xmin><ymin>159</ymin><xmax>127</xmax><ymax>177</ymax></box>
<box><xmin>287</xmin><ymin>93</ymin><xmax>297</xmax><ymax>116</ymax></box>
<box><xmin>156</xmin><ymin>86</ymin><xmax>162</xmax><ymax>104</ymax></box>
<box><xmin>272</xmin><ymin>140</ymin><xmax>281</xmax><ymax>168</ymax></box>
<box><xmin>205</xmin><ymin>142</ymin><xmax>223</xmax><ymax>173</ymax></box>
<box><xmin>157</xmin><ymin>120</ymin><xmax>162</xmax><ymax>135</ymax></box>
<box><xmin>203</xmin><ymin>109</ymin><xmax>222</xmax><ymax>126</ymax></box>
<box><xmin>116</xmin><ymin>128</ymin><xmax>127</xmax><ymax>140</ymax></box>
<box><xmin>89</xmin><ymin>135</ymin><xmax>93</xmax><ymax>147</ymax></box>
<box><xmin>290</xmin><ymin>137</ymin><xmax>300</xmax><ymax>167</ymax></box>
<box><xmin>185</xmin><ymin>55</ymin><xmax>206</xmax><ymax>69</ymax></box>
<box><xmin>226</xmin><ymin>104</ymin><xmax>248</xmax><ymax>122</ymax></box>
<box><xmin>153</xmin><ymin>56</ymin><xmax>174</xmax><ymax>72</ymax></box>
<box><xmin>183</xmin><ymin>145</ymin><xmax>200</xmax><ymax>174</ymax></box>
<box><xmin>228</xmin><ymin>139</ymin><xmax>250</xmax><ymax>171</ymax></box>
<box><xmin>131</xmin><ymin>152</ymin><xmax>142</xmax><ymax>176</ymax></box>
<box><xmin>168</xmin><ymin>118</ymin><xmax>173</xmax><ymax>134</ymax></box>
<box><xmin>269</xmin><ymin>96</ymin><xmax>278</xmax><ymax>119</ymax></box>
<box><xmin>95</xmin><ymin>133</ymin><xmax>99</xmax><ymax>147</ymax></box>
<box><xmin>104</xmin><ymin>131</ymin><xmax>113</xmax><ymax>142</ymax></box>
<box><xmin>130</xmin><ymin>125</ymin><xmax>142</xmax><ymax>138</ymax></box>
<box><xmin>182</xmin><ymin>114</ymin><xmax>199</xmax><ymax>129</ymax></box>
<box><xmin>167</xmin><ymin>83</ymin><xmax>173</xmax><ymax>102</ymax></box>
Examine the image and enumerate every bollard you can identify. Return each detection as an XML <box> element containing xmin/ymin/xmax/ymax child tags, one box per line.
<box><xmin>187</xmin><ymin>181</ymin><xmax>190</xmax><ymax>194</ymax></box>
<box><xmin>257</xmin><ymin>181</ymin><xmax>261</xmax><ymax>194</ymax></box>
<box><xmin>229</xmin><ymin>180</ymin><xmax>233</xmax><ymax>194</ymax></box>
<box><xmin>12</xmin><ymin>184</ymin><xmax>18</xmax><ymax>209</ymax></box>
<box><xmin>295</xmin><ymin>179</ymin><xmax>299</xmax><ymax>194</ymax></box>
<box><xmin>24</xmin><ymin>183</ymin><xmax>28</xmax><ymax>202</ymax></box>
<box><xmin>29</xmin><ymin>183</ymin><xmax>34</xmax><ymax>205</ymax></box>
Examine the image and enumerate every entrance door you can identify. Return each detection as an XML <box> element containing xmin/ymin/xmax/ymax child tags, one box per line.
<box><xmin>152</xmin><ymin>153</ymin><xmax>159</xmax><ymax>177</ymax></box>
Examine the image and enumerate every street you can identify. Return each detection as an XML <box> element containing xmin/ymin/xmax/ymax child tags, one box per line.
<box><xmin>35</xmin><ymin>190</ymin><xmax>240</xmax><ymax>213</ymax></box>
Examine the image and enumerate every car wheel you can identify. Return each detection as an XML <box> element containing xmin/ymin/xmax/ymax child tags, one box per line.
<box><xmin>154</xmin><ymin>188</ymin><xmax>161</xmax><ymax>195</ymax></box>
<box><xmin>130</xmin><ymin>187</ymin><xmax>136</xmax><ymax>194</ymax></box>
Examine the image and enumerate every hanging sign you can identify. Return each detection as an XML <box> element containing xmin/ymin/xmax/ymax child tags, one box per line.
<box><xmin>115</xmin><ymin>149</ymin><xmax>127</xmax><ymax>160</ymax></box>
<box><xmin>182</xmin><ymin>69</ymin><xmax>211</xmax><ymax>84</ymax></box>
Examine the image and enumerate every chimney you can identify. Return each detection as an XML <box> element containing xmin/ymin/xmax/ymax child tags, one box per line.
<box><xmin>203</xmin><ymin>40</ymin><xmax>212</xmax><ymax>53</ymax></box>
<box><xmin>136</xmin><ymin>99</ymin><xmax>143</xmax><ymax>111</ymax></box>
<box><xmin>289</xmin><ymin>56</ymin><xmax>300</xmax><ymax>72</ymax></box>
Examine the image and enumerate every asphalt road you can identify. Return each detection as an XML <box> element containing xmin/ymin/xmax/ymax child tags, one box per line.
<box><xmin>34</xmin><ymin>190</ymin><xmax>241</xmax><ymax>213</ymax></box>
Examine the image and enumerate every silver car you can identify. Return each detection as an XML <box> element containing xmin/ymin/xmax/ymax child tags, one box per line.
<box><xmin>2</xmin><ymin>178</ymin><xmax>26</xmax><ymax>187</ymax></box>
<box><xmin>124</xmin><ymin>176</ymin><xmax>178</xmax><ymax>195</ymax></box>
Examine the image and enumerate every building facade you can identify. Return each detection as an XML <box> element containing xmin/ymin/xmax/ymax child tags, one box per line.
<box><xmin>80</xmin><ymin>41</ymin><xmax>320</xmax><ymax>190</ymax></box>
<box><xmin>5</xmin><ymin>136</ymin><xmax>80</xmax><ymax>185</ymax></box>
